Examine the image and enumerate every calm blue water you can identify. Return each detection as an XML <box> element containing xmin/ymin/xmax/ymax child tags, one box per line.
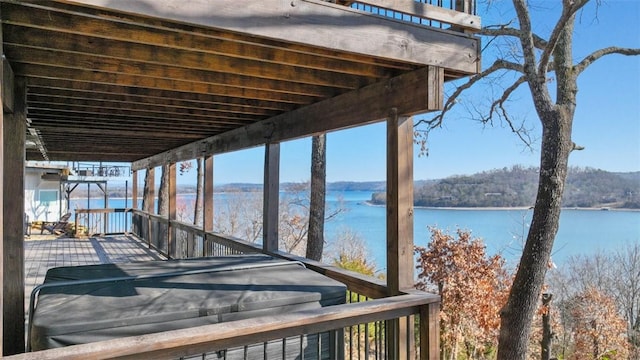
<box><xmin>72</xmin><ymin>190</ymin><xmax>640</xmax><ymax>272</ymax></box>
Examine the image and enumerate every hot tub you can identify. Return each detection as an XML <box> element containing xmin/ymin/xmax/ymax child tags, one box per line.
<box><xmin>29</xmin><ymin>254</ymin><xmax>346</xmax><ymax>359</ymax></box>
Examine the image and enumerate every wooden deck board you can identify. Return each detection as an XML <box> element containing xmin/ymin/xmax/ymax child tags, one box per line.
<box><xmin>23</xmin><ymin>234</ymin><xmax>165</xmax><ymax>314</ymax></box>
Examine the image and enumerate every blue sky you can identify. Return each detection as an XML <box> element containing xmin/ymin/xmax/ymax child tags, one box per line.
<box><xmin>179</xmin><ymin>1</ymin><xmax>640</xmax><ymax>185</ymax></box>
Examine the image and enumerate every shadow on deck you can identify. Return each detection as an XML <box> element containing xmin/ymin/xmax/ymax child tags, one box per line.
<box><xmin>24</xmin><ymin>234</ymin><xmax>165</xmax><ymax>312</ymax></box>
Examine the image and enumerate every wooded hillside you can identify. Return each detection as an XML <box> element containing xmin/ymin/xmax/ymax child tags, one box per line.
<box><xmin>370</xmin><ymin>166</ymin><xmax>640</xmax><ymax>209</ymax></box>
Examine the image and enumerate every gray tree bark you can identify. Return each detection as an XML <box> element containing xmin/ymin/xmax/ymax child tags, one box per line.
<box><xmin>142</xmin><ymin>168</ymin><xmax>154</xmax><ymax>213</ymax></box>
<box><xmin>157</xmin><ymin>164</ymin><xmax>170</xmax><ymax>216</ymax></box>
<box><xmin>306</xmin><ymin>134</ymin><xmax>326</xmax><ymax>261</ymax></box>
<box><xmin>194</xmin><ymin>158</ymin><xmax>203</xmax><ymax>226</ymax></box>
<box><xmin>498</xmin><ymin>3</ymin><xmax>576</xmax><ymax>357</ymax></box>
<box><xmin>412</xmin><ymin>1</ymin><xmax>638</xmax><ymax>357</ymax></box>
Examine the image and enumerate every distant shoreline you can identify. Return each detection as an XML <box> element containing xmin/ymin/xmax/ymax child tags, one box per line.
<box><xmin>363</xmin><ymin>200</ymin><xmax>640</xmax><ymax>212</ymax></box>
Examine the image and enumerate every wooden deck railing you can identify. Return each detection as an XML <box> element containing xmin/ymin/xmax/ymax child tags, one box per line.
<box><xmin>336</xmin><ymin>0</ymin><xmax>480</xmax><ymax>33</ymax></box>
<box><xmin>14</xmin><ymin>209</ymin><xmax>440</xmax><ymax>359</ymax></box>
<box><xmin>74</xmin><ymin>208</ymin><xmax>132</xmax><ymax>237</ymax></box>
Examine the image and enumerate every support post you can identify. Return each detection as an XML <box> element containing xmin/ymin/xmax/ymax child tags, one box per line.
<box><xmin>168</xmin><ymin>163</ymin><xmax>176</xmax><ymax>258</ymax></box>
<box><xmin>203</xmin><ymin>155</ymin><xmax>214</xmax><ymax>233</ymax></box>
<box><xmin>263</xmin><ymin>143</ymin><xmax>280</xmax><ymax>252</ymax></box>
<box><xmin>420</xmin><ymin>302</ymin><xmax>440</xmax><ymax>360</ymax></box>
<box><xmin>386</xmin><ymin>109</ymin><xmax>415</xmax><ymax>359</ymax></box>
<box><xmin>143</xmin><ymin>167</ymin><xmax>155</xmax><ymax>248</ymax></box>
<box><xmin>2</xmin><ymin>75</ymin><xmax>25</xmax><ymax>355</ymax></box>
<box><xmin>0</xmin><ymin>47</ymin><xmax>4</xmax><ymax>360</ymax></box>
<box><xmin>132</xmin><ymin>171</ymin><xmax>138</xmax><ymax>209</ymax></box>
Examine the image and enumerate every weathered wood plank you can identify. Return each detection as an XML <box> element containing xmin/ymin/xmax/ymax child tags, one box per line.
<box><xmin>3</xmin><ymin>1</ymin><xmax>412</xmax><ymax>76</ymax></box>
<box><xmin>386</xmin><ymin>110</ymin><xmax>414</xmax><ymax>295</ymax></box>
<box><xmin>3</xmin><ymin>294</ymin><xmax>434</xmax><ymax>360</ymax></box>
<box><xmin>3</xmin><ymin>27</ymin><xmax>370</xmax><ymax>92</ymax></box>
<box><xmin>68</xmin><ymin>0</ymin><xmax>479</xmax><ymax>74</ymax></box>
<box><xmin>0</xmin><ymin>11</ymin><xmax>4</xmax><ymax>352</ymax></box>
<box><xmin>3</xmin><ymin>76</ymin><xmax>25</xmax><ymax>355</ymax></box>
<box><xmin>132</xmin><ymin>66</ymin><xmax>441</xmax><ymax>170</ymax></box>
<box><xmin>168</xmin><ymin>163</ymin><xmax>176</xmax><ymax>258</ymax></box>
<box><xmin>26</xmin><ymin>79</ymin><xmax>294</xmax><ymax>112</ymax></box>
<box><xmin>27</xmin><ymin>100</ymin><xmax>263</xmax><ymax>124</ymax></box>
<box><xmin>34</xmin><ymin>126</ymin><xmax>204</xmax><ymax>140</ymax></box>
<box><xmin>27</xmin><ymin>94</ymin><xmax>278</xmax><ymax>119</ymax></box>
<box><xmin>13</xmin><ymin>63</ymin><xmax>319</xmax><ymax>105</ymax></box>
<box><xmin>1</xmin><ymin>58</ymin><xmax>13</xmax><ymax>113</ymax></box>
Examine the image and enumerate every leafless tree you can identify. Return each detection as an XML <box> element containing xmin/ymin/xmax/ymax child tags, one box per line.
<box><xmin>307</xmin><ymin>134</ymin><xmax>327</xmax><ymax>261</ymax></box>
<box><xmin>414</xmin><ymin>1</ymin><xmax>640</xmax><ymax>358</ymax></box>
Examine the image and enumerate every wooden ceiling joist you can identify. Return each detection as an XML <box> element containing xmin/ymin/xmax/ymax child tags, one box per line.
<box><xmin>0</xmin><ymin>0</ymin><xmax>479</xmax><ymax>163</ymax></box>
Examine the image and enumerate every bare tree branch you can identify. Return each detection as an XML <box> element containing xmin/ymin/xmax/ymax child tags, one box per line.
<box><xmin>484</xmin><ymin>75</ymin><xmax>533</xmax><ymax>147</ymax></box>
<box><xmin>575</xmin><ymin>46</ymin><xmax>640</xmax><ymax>75</ymax></box>
<box><xmin>538</xmin><ymin>0</ymin><xmax>590</xmax><ymax>75</ymax></box>
<box><xmin>414</xmin><ymin>59</ymin><xmax>524</xmax><ymax>130</ymax></box>
<box><xmin>480</xmin><ymin>26</ymin><xmax>548</xmax><ymax>50</ymax></box>
<box><xmin>512</xmin><ymin>0</ymin><xmax>538</xmax><ymax>78</ymax></box>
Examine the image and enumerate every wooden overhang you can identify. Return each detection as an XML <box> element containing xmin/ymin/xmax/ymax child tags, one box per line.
<box><xmin>1</xmin><ymin>0</ymin><xmax>480</xmax><ymax>168</ymax></box>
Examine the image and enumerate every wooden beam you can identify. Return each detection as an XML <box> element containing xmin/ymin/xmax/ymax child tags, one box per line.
<box><xmin>262</xmin><ymin>143</ymin><xmax>280</xmax><ymax>252</ymax></box>
<box><xmin>132</xmin><ymin>66</ymin><xmax>442</xmax><ymax>170</ymax></box>
<box><xmin>420</xmin><ymin>302</ymin><xmax>440</xmax><ymax>360</ymax></box>
<box><xmin>3</xmin><ymin>28</ymin><xmax>369</xmax><ymax>91</ymax></box>
<box><xmin>385</xmin><ymin>109</ymin><xmax>414</xmax><ymax>359</ymax></box>
<box><xmin>26</xmin><ymin>101</ymin><xmax>263</xmax><ymax>125</ymax></box>
<box><xmin>386</xmin><ymin>109</ymin><xmax>414</xmax><ymax>295</ymax></box>
<box><xmin>2</xmin><ymin>76</ymin><xmax>25</xmax><ymax>355</ymax></box>
<box><xmin>13</xmin><ymin>63</ymin><xmax>319</xmax><ymax>105</ymax></box>
<box><xmin>0</xmin><ymin>10</ymin><xmax>4</xmax><ymax>351</ymax></box>
<box><xmin>27</xmin><ymin>94</ymin><xmax>278</xmax><ymax>120</ymax></box>
<box><xmin>1</xmin><ymin>58</ymin><xmax>13</xmax><ymax>113</ymax></box>
<box><xmin>69</xmin><ymin>0</ymin><xmax>479</xmax><ymax>74</ymax></box>
<box><xmin>3</xmin><ymin>2</ymin><xmax>411</xmax><ymax>76</ymax></box>
<box><xmin>168</xmin><ymin>163</ymin><xmax>176</xmax><ymax>258</ymax></box>
<box><xmin>203</xmin><ymin>156</ymin><xmax>214</xmax><ymax>233</ymax></box>
<box><xmin>132</xmin><ymin>171</ymin><xmax>138</xmax><ymax>210</ymax></box>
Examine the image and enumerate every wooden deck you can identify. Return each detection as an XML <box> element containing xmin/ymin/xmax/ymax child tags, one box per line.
<box><xmin>24</xmin><ymin>234</ymin><xmax>165</xmax><ymax>313</ymax></box>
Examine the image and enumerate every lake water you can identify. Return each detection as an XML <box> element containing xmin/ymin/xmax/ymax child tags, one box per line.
<box><xmin>72</xmin><ymin>190</ymin><xmax>640</xmax><ymax>272</ymax></box>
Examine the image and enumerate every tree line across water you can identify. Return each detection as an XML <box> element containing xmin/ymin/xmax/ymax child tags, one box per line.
<box><xmin>71</xmin><ymin>165</ymin><xmax>640</xmax><ymax>210</ymax></box>
<box><xmin>370</xmin><ymin>166</ymin><xmax>640</xmax><ymax>209</ymax></box>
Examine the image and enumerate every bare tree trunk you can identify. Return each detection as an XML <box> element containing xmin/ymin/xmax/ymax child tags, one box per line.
<box><xmin>142</xmin><ymin>168</ymin><xmax>154</xmax><ymax>213</ymax></box>
<box><xmin>306</xmin><ymin>134</ymin><xmax>326</xmax><ymax>261</ymax></box>
<box><xmin>193</xmin><ymin>157</ymin><xmax>203</xmax><ymax>226</ymax></box>
<box><xmin>498</xmin><ymin>17</ymin><xmax>576</xmax><ymax>359</ymax></box>
<box><xmin>157</xmin><ymin>164</ymin><xmax>169</xmax><ymax>216</ymax></box>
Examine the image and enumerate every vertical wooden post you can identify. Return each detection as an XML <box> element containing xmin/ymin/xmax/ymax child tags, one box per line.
<box><xmin>132</xmin><ymin>170</ymin><xmax>138</xmax><ymax>210</ymax></box>
<box><xmin>203</xmin><ymin>155</ymin><xmax>214</xmax><ymax>233</ymax></box>
<box><xmin>386</xmin><ymin>109</ymin><xmax>414</xmax><ymax>293</ymax></box>
<box><xmin>0</xmin><ymin>43</ymin><xmax>4</xmax><ymax>360</ymax></box>
<box><xmin>168</xmin><ymin>163</ymin><xmax>176</xmax><ymax>258</ymax></box>
<box><xmin>263</xmin><ymin>143</ymin><xmax>280</xmax><ymax>252</ymax></box>
<box><xmin>420</xmin><ymin>302</ymin><xmax>440</xmax><ymax>360</ymax></box>
<box><xmin>386</xmin><ymin>109</ymin><xmax>415</xmax><ymax>359</ymax></box>
<box><xmin>144</xmin><ymin>167</ymin><xmax>155</xmax><ymax>248</ymax></box>
<box><xmin>3</xmin><ymin>73</ymin><xmax>25</xmax><ymax>356</ymax></box>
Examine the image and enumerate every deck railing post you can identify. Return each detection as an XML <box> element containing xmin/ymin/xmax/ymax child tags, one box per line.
<box><xmin>386</xmin><ymin>109</ymin><xmax>415</xmax><ymax>359</ymax></box>
<box><xmin>420</xmin><ymin>302</ymin><xmax>440</xmax><ymax>360</ymax></box>
<box><xmin>263</xmin><ymin>143</ymin><xmax>280</xmax><ymax>252</ymax></box>
<box><xmin>203</xmin><ymin>155</ymin><xmax>214</xmax><ymax>256</ymax></box>
<box><xmin>168</xmin><ymin>163</ymin><xmax>176</xmax><ymax>258</ymax></box>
